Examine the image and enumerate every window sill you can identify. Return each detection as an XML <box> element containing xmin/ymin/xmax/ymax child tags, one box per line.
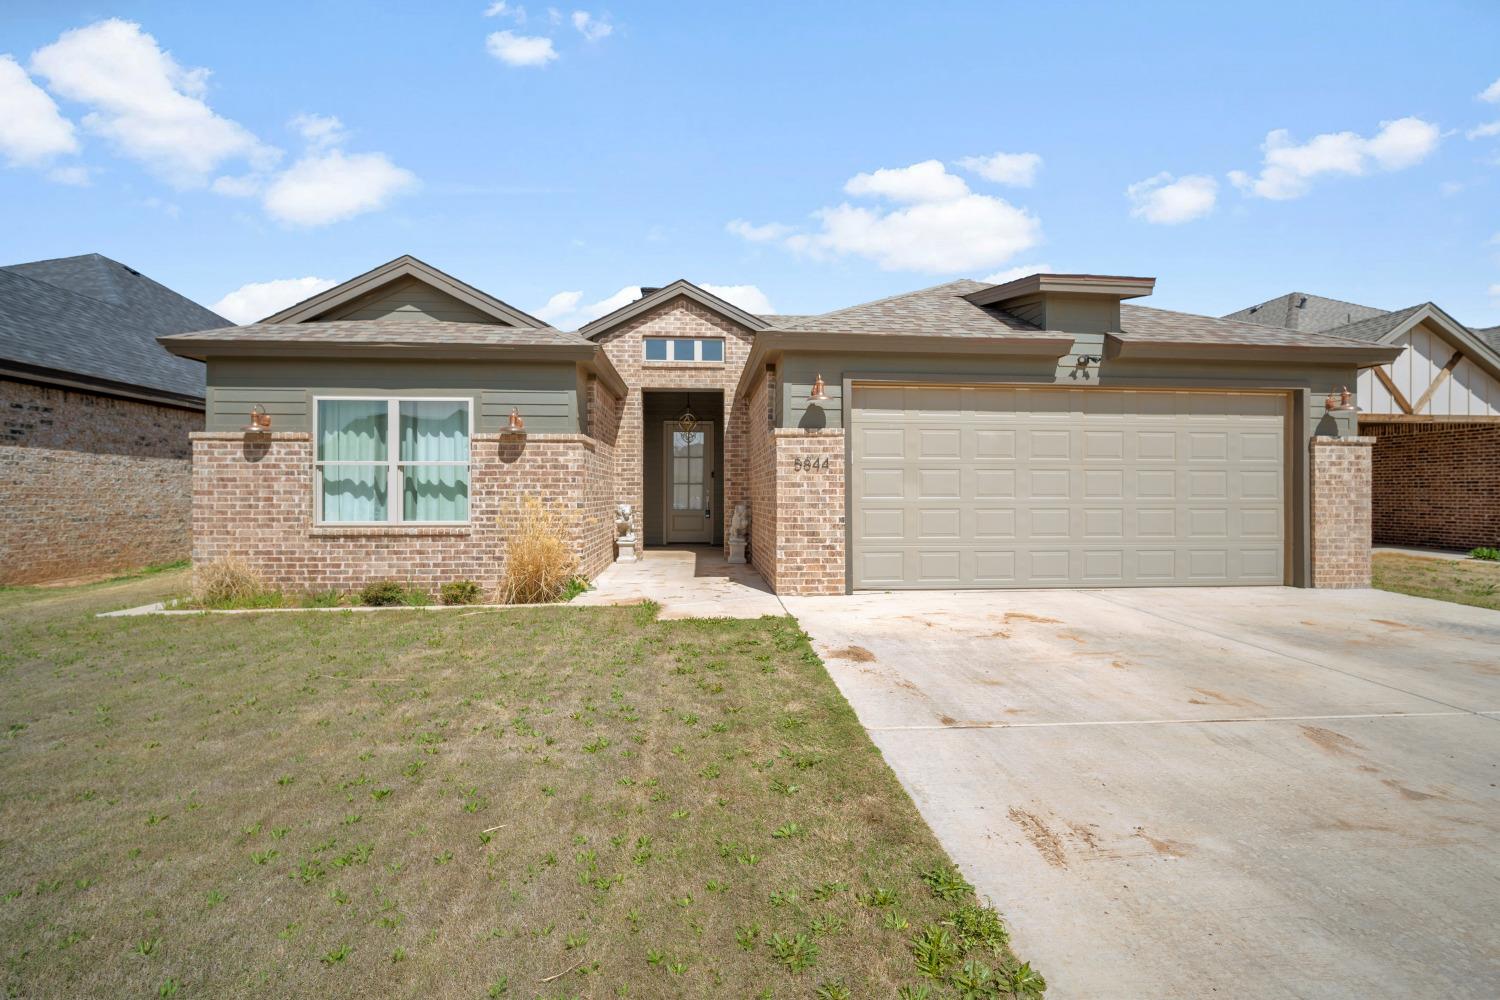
<box><xmin>310</xmin><ymin>524</ymin><xmax>473</xmax><ymax>538</ymax></box>
<box><xmin>641</xmin><ymin>362</ymin><xmax>726</xmax><ymax>370</ymax></box>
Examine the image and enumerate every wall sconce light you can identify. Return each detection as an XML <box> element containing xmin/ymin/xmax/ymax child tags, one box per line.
<box><xmin>242</xmin><ymin>404</ymin><xmax>272</xmax><ymax>434</ymax></box>
<box><xmin>505</xmin><ymin>407</ymin><xmax>526</xmax><ymax>434</ymax></box>
<box><xmin>809</xmin><ymin>374</ymin><xmax>830</xmax><ymax>402</ymax></box>
<box><xmin>1324</xmin><ymin>386</ymin><xmax>1354</xmax><ymax>412</ymax></box>
<box><xmin>676</xmin><ymin>407</ymin><xmax>699</xmax><ymax>434</ymax></box>
<box><xmin>1075</xmin><ymin>354</ymin><xmax>1102</xmax><ymax>368</ymax></box>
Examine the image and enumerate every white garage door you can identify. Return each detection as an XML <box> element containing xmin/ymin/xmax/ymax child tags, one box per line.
<box><xmin>850</xmin><ymin>385</ymin><xmax>1287</xmax><ymax>589</ymax></box>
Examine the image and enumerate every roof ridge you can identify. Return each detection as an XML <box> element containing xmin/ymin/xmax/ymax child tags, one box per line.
<box><xmin>785</xmin><ymin>278</ymin><xmax>985</xmax><ymax>325</ymax></box>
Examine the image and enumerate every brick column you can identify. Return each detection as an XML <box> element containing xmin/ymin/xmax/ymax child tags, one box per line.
<box><xmin>1308</xmin><ymin>435</ymin><xmax>1374</xmax><ymax>588</ymax></box>
<box><xmin>771</xmin><ymin>429</ymin><xmax>845</xmax><ymax>595</ymax></box>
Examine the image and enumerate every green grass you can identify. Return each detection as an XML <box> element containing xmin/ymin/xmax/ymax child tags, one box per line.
<box><xmin>0</xmin><ymin>570</ymin><xmax>1040</xmax><ymax>998</ymax></box>
<box><xmin>1373</xmin><ymin>552</ymin><xmax>1500</xmax><ymax>611</ymax></box>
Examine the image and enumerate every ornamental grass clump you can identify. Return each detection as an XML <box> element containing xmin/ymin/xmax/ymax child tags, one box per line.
<box><xmin>192</xmin><ymin>558</ymin><xmax>281</xmax><ymax>609</ymax></box>
<box><xmin>500</xmin><ymin>496</ymin><xmax>578</xmax><ymax>603</ymax></box>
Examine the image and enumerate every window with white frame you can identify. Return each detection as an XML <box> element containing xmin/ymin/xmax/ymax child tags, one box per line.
<box><xmin>315</xmin><ymin>398</ymin><xmax>471</xmax><ymax>524</ymax></box>
<box><xmin>643</xmin><ymin>337</ymin><xmax>724</xmax><ymax>363</ymax></box>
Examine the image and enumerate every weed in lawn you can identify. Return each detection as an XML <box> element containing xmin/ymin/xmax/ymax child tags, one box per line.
<box><xmin>920</xmin><ymin>863</ymin><xmax>975</xmax><ymax>901</ymax></box>
<box><xmin>769</xmin><ymin>931</ymin><xmax>818</xmax><ymax>972</ymax></box>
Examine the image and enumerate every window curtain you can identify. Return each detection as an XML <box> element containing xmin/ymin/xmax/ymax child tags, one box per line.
<box><xmin>400</xmin><ymin>401</ymin><xmax>469</xmax><ymax>522</ymax></box>
<box><xmin>318</xmin><ymin>400</ymin><xmax>388</xmax><ymax>522</ymax></box>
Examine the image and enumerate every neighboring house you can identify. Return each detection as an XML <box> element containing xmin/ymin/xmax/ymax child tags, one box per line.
<box><xmin>1228</xmin><ymin>293</ymin><xmax>1500</xmax><ymax>551</ymax></box>
<box><xmin>1</xmin><ymin>253</ymin><xmax>225</xmax><ymax>585</ymax></box>
<box><xmin>162</xmin><ymin>256</ymin><xmax>1399</xmax><ymax>596</ymax></box>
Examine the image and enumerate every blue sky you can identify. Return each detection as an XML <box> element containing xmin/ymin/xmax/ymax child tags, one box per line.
<box><xmin>2</xmin><ymin>0</ymin><xmax>1498</xmax><ymax>328</ymax></box>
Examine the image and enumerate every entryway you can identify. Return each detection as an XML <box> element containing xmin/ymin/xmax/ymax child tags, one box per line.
<box><xmin>641</xmin><ymin>391</ymin><xmax>724</xmax><ymax>546</ymax></box>
<box><xmin>575</xmin><ymin>546</ymin><xmax>782</xmax><ymax>619</ymax></box>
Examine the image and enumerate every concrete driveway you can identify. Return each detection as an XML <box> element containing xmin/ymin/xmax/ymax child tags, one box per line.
<box><xmin>782</xmin><ymin>587</ymin><xmax>1500</xmax><ymax>999</ymax></box>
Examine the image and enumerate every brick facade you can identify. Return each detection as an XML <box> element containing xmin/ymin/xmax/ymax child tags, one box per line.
<box><xmin>1</xmin><ymin>378</ymin><xmax>200</xmax><ymax>584</ymax></box>
<box><xmin>190</xmin><ymin>425</ymin><xmax>617</xmax><ymax>597</ymax></box>
<box><xmin>768</xmin><ymin>429</ymin><xmax>846</xmax><ymax>595</ymax></box>
<box><xmin>745</xmin><ymin>365</ymin><xmax>780</xmax><ymax>591</ymax></box>
<box><xmin>1309</xmin><ymin>435</ymin><xmax>1375</xmax><ymax>588</ymax></box>
<box><xmin>594</xmin><ymin>298</ymin><xmax>756</xmax><ymax>556</ymax></box>
<box><xmin>1364</xmin><ymin>421</ymin><xmax>1500</xmax><ymax>551</ymax></box>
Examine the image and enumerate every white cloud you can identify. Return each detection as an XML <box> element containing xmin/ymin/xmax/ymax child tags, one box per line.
<box><xmin>534</xmin><ymin>289</ymin><xmax>583</xmax><ymax>323</ymax></box>
<box><xmin>844</xmin><ymin>159</ymin><xmax>969</xmax><ymax>202</ymax></box>
<box><xmin>486</xmin><ymin>30</ymin><xmax>558</xmax><ymax>66</ymax></box>
<box><xmin>0</xmin><ymin>54</ymin><xmax>79</xmax><ymax>167</ymax></box>
<box><xmin>1467</xmin><ymin>120</ymin><xmax>1500</xmax><ymax>140</ymax></box>
<box><xmin>726</xmin><ymin>219</ymin><xmax>792</xmax><ymax>242</ymax></box>
<box><xmin>982</xmin><ymin>263</ymin><xmax>1054</xmax><ymax>284</ymax></box>
<box><xmin>1229</xmin><ymin>117</ymin><xmax>1440</xmax><ymax>200</ymax></box>
<box><xmin>1489</xmin><ymin>282</ymin><xmax>1500</xmax><ymax>298</ymax></box>
<box><xmin>212</xmin><ymin>276</ymin><xmax>338</xmax><ymax>324</ymax></box>
<box><xmin>48</xmin><ymin>164</ymin><xmax>90</xmax><ymax>186</ymax></box>
<box><xmin>290</xmin><ymin>113</ymin><xmax>348</xmax><ymax>149</ymax></box>
<box><xmin>729</xmin><ymin>159</ymin><xmax>1040</xmax><ymax>273</ymax></box>
<box><xmin>1480</xmin><ymin>78</ymin><xmax>1500</xmax><ymax>103</ymax></box>
<box><xmin>571</xmin><ymin>10</ymin><xmax>613</xmax><ymax>41</ymax></box>
<box><xmin>262</xmin><ymin>150</ymin><xmax>416</xmax><ymax>226</ymax></box>
<box><xmin>1127</xmin><ymin>172</ymin><xmax>1218</xmax><ymax>224</ymax></box>
<box><xmin>956</xmin><ymin>151</ymin><xmax>1042</xmax><ymax>187</ymax></box>
<box><xmin>29</xmin><ymin>19</ymin><xmax>275</xmax><ymax>187</ymax></box>
<box><xmin>534</xmin><ymin>286</ymin><xmax>640</xmax><ymax>327</ymax></box>
<box><xmin>484</xmin><ymin>1</ymin><xmax>525</xmax><ymax>19</ymax></box>
<box><xmin>700</xmin><ymin>284</ymin><xmax>774</xmax><ymax>314</ymax></box>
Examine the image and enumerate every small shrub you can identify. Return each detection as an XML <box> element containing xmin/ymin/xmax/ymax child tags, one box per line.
<box><xmin>193</xmin><ymin>559</ymin><xmax>281</xmax><ymax>609</ymax></box>
<box><xmin>360</xmin><ymin>580</ymin><xmax>408</xmax><ymax>606</ymax></box>
<box><xmin>1469</xmin><ymin>546</ymin><xmax>1500</xmax><ymax>562</ymax></box>
<box><xmin>440</xmin><ymin>579</ymin><xmax>483</xmax><ymax>605</ymax></box>
<box><xmin>560</xmin><ymin>576</ymin><xmax>590</xmax><ymax>601</ymax></box>
<box><xmin>302</xmin><ymin>589</ymin><xmax>345</xmax><ymax>608</ymax></box>
<box><xmin>500</xmin><ymin>497</ymin><xmax>578</xmax><ymax>604</ymax></box>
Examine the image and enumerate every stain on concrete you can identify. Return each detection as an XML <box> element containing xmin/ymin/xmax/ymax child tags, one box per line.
<box><xmin>1008</xmin><ymin>807</ymin><xmax>1068</xmax><ymax>868</ymax></box>
<box><xmin>1382</xmin><ymin>778</ymin><xmax>1443</xmax><ymax>802</ymax></box>
<box><xmin>1189</xmin><ymin>687</ymin><xmax>1262</xmax><ymax>709</ymax></box>
<box><xmin>988</xmin><ymin>629</ymin><xmax>1012</xmax><ymax>639</ymax></box>
<box><xmin>1134</xmin><ymin>828</ymin><xmax>1191</xmax><ymax>857</ymax></box>
<box><xmin>938</xmin><ymin>714</ymin><xmax>958</xmax><ymax>726</ymax></box>
<box><xmin>1057</xmin><ymin>632</ymin><xmax>1088</xmax><ymax>644</ymax></box>
<box><xmin>1067</xmin><ymin>821</ymin><xmax>1101</xmax><ymax>850</ymax></box>
<box><xmin>1109</xmin><ymin>659</ymin><xmax>1130</xmax><ymax>670</ymax></box>
<box><xmin>829</xmin><ymin>645</ymin><xmax>876</xmax><ymax>663</ymax></box>
<box><xmin>1370</xmin><ymin>619</ymin><xmax>1417</xmax><ymax>630</ymax></box>
<box><xmin>1299</xmin><ymin>725</ymin><xmax>1366</xmax><ymax>756</ymax></box>
<box><xmin>1002</xmin><ymin>612</ymin><xmax>1062</xmax><ymax>625</ymax></box>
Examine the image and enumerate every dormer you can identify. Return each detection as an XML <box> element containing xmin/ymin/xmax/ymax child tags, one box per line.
<box><xmin>964</xmin><ymin>273</ymin><xmax>1156</xmax><ymax>334</ymax></box>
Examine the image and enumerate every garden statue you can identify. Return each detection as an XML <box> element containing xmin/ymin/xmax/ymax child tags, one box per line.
<box><xmin>614</xmin><ymin>503</ymin><xmax>637</xmax><ymax>562</ymax></box>
<box><xmin>727</xmin><ymin>503</ymin><xmax>750</xmax><ymax>564</ymax></box>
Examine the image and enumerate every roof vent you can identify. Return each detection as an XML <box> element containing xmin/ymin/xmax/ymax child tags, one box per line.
<box><xmin>1296</xmin><ymin>296</ymin><xmax>1308</xmax><ymax>308</ymax></box>
<box><xmin>638</xmin><ymin>287</ymin><xmax>661</xmax><ymax>301</ymax></box>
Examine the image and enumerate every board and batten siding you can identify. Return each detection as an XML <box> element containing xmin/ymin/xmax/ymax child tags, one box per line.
<box><xmin>1355</xmin><ymin>320</ymin><xmax>1500</xmax><ymax>418</ymax></box>
<box><xmin>205</xmin><ymin>358</ymin><xmax>581</xmax><ymax>433</ymax></box>
<box><xmin>778</xmin><ymin>348</ymin><xmax>1362</xmax><ymax>440</ymax></box>
<box><xmin>315</xmin><ymin>276</ymin><xmax>497</xmax><ymax>324</ymax></box>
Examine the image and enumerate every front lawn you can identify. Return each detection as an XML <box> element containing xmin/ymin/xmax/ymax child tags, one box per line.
<box><xmin>0</xmin><ymin>571</ymin><xmax>1040</xmax><ymax>998</ymax></box>
<box><xmin>1372</xmin><ymin>551</ymin><xmax>1500</xmax><ymax>611</ymax></box>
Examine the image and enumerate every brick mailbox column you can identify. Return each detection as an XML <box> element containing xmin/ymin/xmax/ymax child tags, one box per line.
<box><xmin>1308</xmin><ymin>435</ymin><xmax>1375</xmax><ymax>588</ymax></box>
<box><xmin>771</xmin><ymin>429</ymin><xmax>845</xmax><ymax>596</ymax></box>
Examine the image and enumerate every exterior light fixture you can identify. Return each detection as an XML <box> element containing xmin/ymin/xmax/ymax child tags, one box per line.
<box><xmin>243</xmin><ymin>404</ymin><xmax>272</xmax><ymax>433</ymax></box>
<box><xmin>506</xmin><ymin>407</ymin><xmax>526</xmax><ymax>433</ymax></box>
<box><xmin>1324</xmin><ymin>386</ymin><xmax>1355</xmax><ymax>412</ymax></box>
<box><xmin>809</xmin><ymin>374</ymin><xmax>830</xmax><ymax>402</ymax></box>
<box><xmin>676</xmin><ymin>407</ymin><xmax>699</xmax><ymax>434</ymax></box>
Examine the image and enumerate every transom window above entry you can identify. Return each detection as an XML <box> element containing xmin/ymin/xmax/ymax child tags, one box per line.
<box><xmin>643</xmin><ymin>337</ymin><xmax>725</xmax><ymax>363</ymax></box>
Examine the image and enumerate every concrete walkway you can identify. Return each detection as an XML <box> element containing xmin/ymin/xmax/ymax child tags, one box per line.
<box><xmin>784</xmin><ymin>586</ymin><xmax>1500</xmax><ymax>999</ymax></box>
<box><xmin>575</xmin><ymin>546</ymin><xmax>785</xmax><ymax>619</ymax></box>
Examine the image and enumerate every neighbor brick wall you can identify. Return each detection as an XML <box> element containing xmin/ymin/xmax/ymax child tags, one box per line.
<box><xmin>1364</xmin><ymin>421</ymin><xmax>1500</xmax><ymax>550</ymax></box>
<box><xmin>769</xmin><ymin>429</ymin><xmax>846</xmax><ymax>596</ymax></box>
<box><xmin>1</xmin><ymin>378</ymin><xmax>200</xmax><ymax>584</ymax></box>
<box><xmin>191</xmin><ymin>430</ymin><xmax>614</xmax><ymax>596</ymax></box>
<box><xmin>1308</xmin><ymin>435</ymin><xmax>1374</xmax><ymax>588</ymax></box>
<box><xmin>595</xmin><ymin>298</ymin><xmax>756</xmax><ymax>555</ymax></box>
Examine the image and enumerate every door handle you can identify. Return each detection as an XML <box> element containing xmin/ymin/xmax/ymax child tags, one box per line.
<box><xmin>704</xmin><ymin>509</ymin><xmax>711</xmax><ymax>519</ymax></box>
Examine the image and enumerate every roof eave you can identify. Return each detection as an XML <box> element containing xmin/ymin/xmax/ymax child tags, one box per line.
<box><xmin>157</xmin><ymin>337</ymin><xmax>598</xmax><ymax>364</ymax></box>
<box><xmin>0</xmin><ymin>360</ymin><xmax>204</xmax><ymax>410</ymax></box>
<box><xmin>1376</xmin><ymin>304</ymin><xmax>1500</xmax><ymax>381</ymax></box>
<box><xmin>965</xmin><ymin>273</ymin><xmax>1157</xmax><ymax>307</ymax></box>
<box><xmin>1106</xmin><ymin>337</ymin><xmax>1403</xmax><ymax>367</ymax></box>
<box><xmin>580</xmin><ymin>280</ymin><xmax>772</xmax><ymax>340</ymax></box>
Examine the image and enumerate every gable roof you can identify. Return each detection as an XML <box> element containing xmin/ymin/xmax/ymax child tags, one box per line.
<box><xmin>580</xmin><ymin>280</ymin><xmax>772</xmax><ymax>339</ymax></box>
<box><xmin>772</xmin><ymin>280</ymin><xmax>1051</xmax><ymax>339</ymax></box>
<box><xmin>1319</xmin><ymin>302</ymin><xmax>1500</xmax><ymax>380</ymax></box>
<box><xmin>1225</xmin><ymin>291</ymin><xmax>1387</xmax><ymax>333</ymax></box>
<box><xmin>262</xmin><ymin>254</ymin><xmax>550</xmax><ymax>327</ymax></box>
<box><xmin>0</xmin><ymin>253</ymin><xmax>225</xmax><ymax>404</ymax></box>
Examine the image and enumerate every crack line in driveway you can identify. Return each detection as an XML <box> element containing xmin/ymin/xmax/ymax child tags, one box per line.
<box><xmin>867</xmin><ymin>710</ymin><xmax>1476</xmax><ymax>732</ymax></box>
<box><xmin>1077</xmin><ymin>590</ymin><xmax>1500</xmax><ymax>724</ymax></box>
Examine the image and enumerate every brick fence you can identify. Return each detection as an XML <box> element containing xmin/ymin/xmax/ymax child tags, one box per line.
<box><xmin>1364</xmin><ymin>421</ymin><xmax>1500</xmax><ymax>551</ymax></box>
<box><xmin>2</xmin><ymin>378</ymin><xmax>200</xmax><ymax>584</ymax></box>
<box><xmin>191</xmin><ymin>430</ymin><xmax>616</xmax><ymax>596</ymax></box>
<box><xmin>1309</xmin><ymin>435</ymin><xmax>1374</xmax><ymax>588</ymax></box>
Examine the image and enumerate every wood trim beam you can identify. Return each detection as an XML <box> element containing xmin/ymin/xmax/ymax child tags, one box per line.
<box><xmin>1410</xmin><ymin>348</ymin><xmax>1465</xmax><ymax>416</ymax></box>
<box><xmin>1372</xmin><ymin>365</ymin><xmax>1413</xmax><ymax>414</ymax></box>
<box><xmin>1360</xmin><ymin>413</ymin><xmax>1500</xmax><ymax>424</ymax></box>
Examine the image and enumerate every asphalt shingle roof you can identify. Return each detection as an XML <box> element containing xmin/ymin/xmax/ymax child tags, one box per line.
<box><xmin>0</xmin><ymin>253</ymin><xmax>224</xmax><ymax>400</ymax></box>
<box><xmin>162</xmin><ymin>318</ymin><xmax>591</xmax><ymax>351</ymax></box>
<box><xmin>771</xmin><ymin>280</ymin><xmax>1049</xmax><ymax>338</ymax></box>
<box><xmin>1314</xmin><ymin>304</ymin><xmax>1428</xmax><ymax>344</ymax></box>
<box><xmin>1115</xmin><ymin>305</ymin><xmax>1392</xmax><ymax>349</ymax></box>
<box><xmin>1224</xmin><ymin>292</ymin><xmax>1387</xmax><ymax>333</ymax></box>
<box><xmin>1474</xmin><ymin>325</ymin><xmax>1500</xmax><ymax>353</ymax></box>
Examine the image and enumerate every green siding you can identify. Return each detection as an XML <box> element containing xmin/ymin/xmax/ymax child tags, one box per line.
<box><xmin>205</xmin><ymin>358</ymin><xmax>580</xmax><ymax>433</ymax></box>
<box><xmin>317</xmin><ymin>276</ymin><xmax>496</xmax><ymax>324</ymax></box>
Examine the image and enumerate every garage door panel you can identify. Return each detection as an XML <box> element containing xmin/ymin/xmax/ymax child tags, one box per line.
<box><xmin>851</xmin><ymin>387</ymin><xmax>1286</xmax><ymax>589</ymax></box>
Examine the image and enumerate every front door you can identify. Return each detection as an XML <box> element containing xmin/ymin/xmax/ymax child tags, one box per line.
<box><xmin>663</xmin><ymin>422</ymin><xmax>714</xmax><ymax>543</ymax></box>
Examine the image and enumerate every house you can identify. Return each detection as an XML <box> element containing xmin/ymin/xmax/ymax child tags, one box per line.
<box><xmin>1227</xmin><ymin>292</ymin><xmax>1500</xmax><ymax>552</ymax></box>
<box><xmin>1</xmin><ymin>253</ymin><xmax>226</xmax><ymax>585</ymax></box>
<box><xmin>161</xmin><ymin>256</ymin><xmax>1400</xmax><ymax>597</ymax></box>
